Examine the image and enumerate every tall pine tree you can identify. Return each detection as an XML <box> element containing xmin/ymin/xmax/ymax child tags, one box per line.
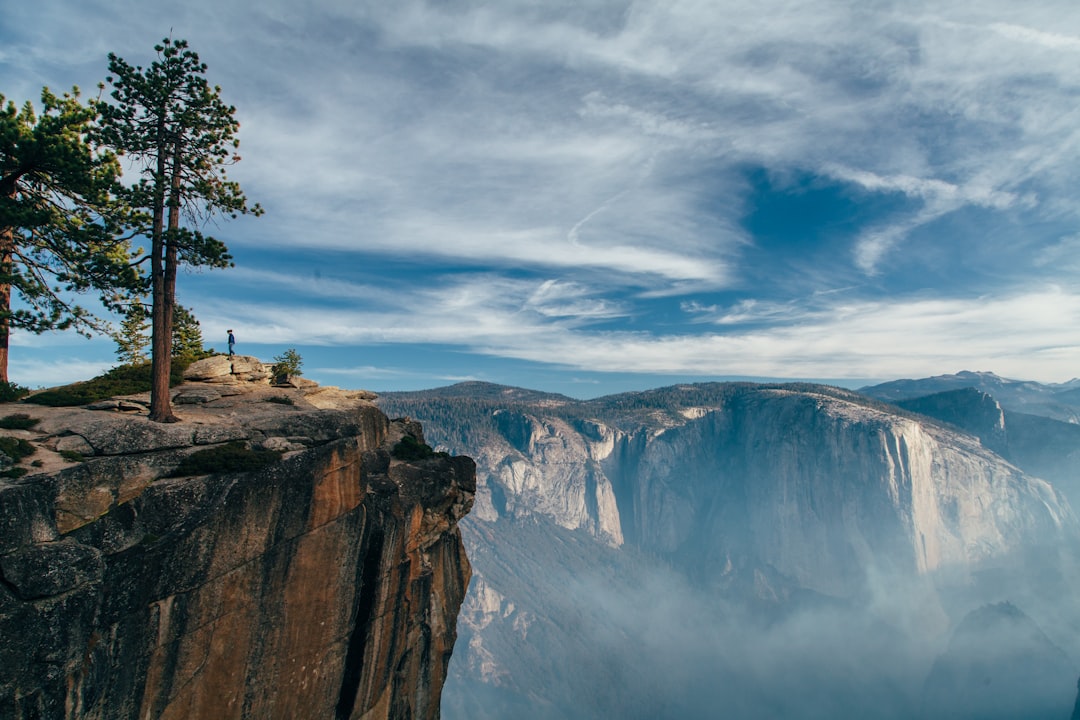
<box><xmin>97</xmin><ymin>38</ymin><xmax>260</xmax><ymax>422</ymax></box>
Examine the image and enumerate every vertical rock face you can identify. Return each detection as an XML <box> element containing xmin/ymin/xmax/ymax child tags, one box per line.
<box><xmin>894</xmin><ymin>387</ymin><xmax>1008</xmax><ymax>455</ymax></box>
<box><xmin>0</xmin><ymin>399</ymin><xmax>475</xmax><ymax>720</ymax></box>
<box><xmin>383</xmin><ymin>384</ymin><xmax>1073</xmax><ymax>599</ymax></box>
<box><xmin>618</xmin><ymin>389</ymin><xmax>1069</xmax><ymax>598</ymax></box>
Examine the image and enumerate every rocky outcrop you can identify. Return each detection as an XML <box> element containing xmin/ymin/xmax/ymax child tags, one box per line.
<box><xmin>876</xmin><ymin>385</ymin><xmax>1080</xmax><ymax>533</ymax></box>
<box><xmin>921</xmin><ymin>602</ymin><xmax>1076</xmax><ymax>719</ymax></box>
<box><xmin>895</xmin><ymin>387</ymin><xmax>1008</xmax><ymax>455</ymax></box>
<box><xmin>0</xmin><ymin>382</ymin><xmax>475</xmax><ymax>720</ymax></box>
<box><xmin>617</xmin><ymin>388</ymin><xmax>1070</xmax><ymax>597</ymax></box>
<box><xmin>182</xmin><ymin>354</ymin><xmax>270</xmax><ymax>384</ymax></box>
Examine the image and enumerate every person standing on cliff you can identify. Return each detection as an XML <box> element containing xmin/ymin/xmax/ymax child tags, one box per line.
<box><xmin>228</xmin><ymin>329</ymin><xmax>236</xmax><ymax>357</ymax></box>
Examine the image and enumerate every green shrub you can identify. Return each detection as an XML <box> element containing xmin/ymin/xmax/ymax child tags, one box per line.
<box><xmin>271</xmin><ymin>348</ymin><xmax>303</xmax><ymax>377</ymax></box>
<box><xmin>263</xmin><ymin>395</ymin><xmax>295</xmax><ymax>405</ymax></box>
<box><xmin>168</xmin><ymin>441</ymin><xmax>282</xmax><ymax>477</ymax></box>
<box><xmin>25</xmin><ymin>357</ymin><xmax>192</xmax><ymax>407</ymax></box>
<box><xmin>0</xmin><ymin>382</ymin><xmax>30</xmax><ymax>403</ymax></box>
<box><xmin>390</xmin><ymin>435</ymin><xmax>448</xmax><ymax>461</ymax></box>
<box><xmin>0</xmin><ymin>467</ymin><xmax>28</xmax><ymax>479</ymax></box>
<box><xmin>59</xmin><ymin>449</ymin><xmax>85</xmax><ymax>463</ymax></box>
<box><xmin>0</xmin><ymin>414</ymin><xmax>39</xmax><ymax>430</ymax></box>
<box><xmin>0</xmin><ymin>436</ymin><xmax>36</xmax><ymax>463</ymax></box>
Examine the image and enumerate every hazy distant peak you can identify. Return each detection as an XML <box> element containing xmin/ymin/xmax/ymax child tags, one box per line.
<box><xmin>861</xmin><ymin>371</ymin><xmax>1080</xmax><ymax>424</ymax></box>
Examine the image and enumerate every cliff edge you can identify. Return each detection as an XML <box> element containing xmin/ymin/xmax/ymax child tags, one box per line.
<box><xmin>0</xmin><ymin>364</ymin><xmax>475</xmax><ymax>720</ymax></box>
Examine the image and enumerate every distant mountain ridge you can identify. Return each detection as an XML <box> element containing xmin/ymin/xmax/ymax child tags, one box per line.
<box><xmin>861</xmin><ymin>370</ymin><xmax>1080</xmax><ymax>423</ymax></box>
<box><xmin>861</xmin><ymin>379</ymin><xmax>1080</xmax><ymax>513</ymax></box>
<box><xmin>378</xmin><ymin>379</ymin><xmax>1080</xmax><ymax>719</ymax></box>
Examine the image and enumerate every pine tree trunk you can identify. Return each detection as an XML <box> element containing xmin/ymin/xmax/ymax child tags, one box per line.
<box><xmin>0</xmin><ymin>224</ymin><xmax>12</xmax><ymax>385</ymax></box>
<box><xmin>0</xmin><ymin>174</ymin><xmax>20</xmax><ymax>384</ymax></box>
<box><xmin>148</xmin><ymin>269</ymin><xmax>175</xmax><ymax>421</ymax></box>
<box><xmin>148</xmin><ymin>131</ymin><xmax>178</xmax><ymax>422</ymax></box>
<box><xmin>148</xmin><ymin>259</ymin><xmax>175</xmax><ymax>421</ymax></box>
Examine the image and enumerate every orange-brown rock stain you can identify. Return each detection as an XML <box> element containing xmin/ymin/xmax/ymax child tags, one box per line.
<box><xmin>1</xmin><ymin>407</ymin><xmax>473</xmax><ymax>720</ymax></box>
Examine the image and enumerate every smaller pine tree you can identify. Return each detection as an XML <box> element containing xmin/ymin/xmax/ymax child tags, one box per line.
<box><xmin>172</xmin><ymin>305</ymin><xmax>210</xmax><ymax>361</ymax></box>
<box><xmin>272</xmin><ymin>348</ymin><xmax>303</xmax><ymax>378</ymax></box>
<box><xmin>113</xmin><ymin>302</ymin><xmax>149</xmax><ymax>365</ymax></box>
<box><xmin>113</xmin><ymin>301</ymin><xmax>210</xmax><ymax>365</ymax></box>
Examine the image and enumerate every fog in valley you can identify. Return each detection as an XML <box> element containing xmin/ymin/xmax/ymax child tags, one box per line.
<box><xmin>441</xmin><ymin>517</ymin><xmax>1080</xmax><ymax>720</ymax></box>
<box><xmin>380</xmin><ymin>377</ymin><xmax>1080</xmax><ymax>720</ymax></box>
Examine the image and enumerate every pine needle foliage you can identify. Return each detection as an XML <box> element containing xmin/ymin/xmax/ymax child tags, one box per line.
<box><xmin>96</xmin><ymin>38</ymin><xmax>261</xmax><ymax>421</ymax></box>
<box><xmin>0</xmin><ymin>87</ymin><xmax>140</xmax><ymax>382</ymax></box>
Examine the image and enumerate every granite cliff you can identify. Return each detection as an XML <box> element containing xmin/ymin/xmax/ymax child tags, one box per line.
<box><xmin>0</xmin><ymin>360</ymin><xmax>475</xmax><ymax>720</ymax></box>
<box><xmin>874</xmin><ymin>385</ymin><xmax>1080</xmax><ymax>515</ymax></box>
<box><xmin>377</xmin><ymin>381</ymin><xmax>1080</xmax><ymax>719</ymax></box>
<box><xmin>383</xmin><ymin>383</ymin><xmax>1071</xmax><ymax>591</ymax></box>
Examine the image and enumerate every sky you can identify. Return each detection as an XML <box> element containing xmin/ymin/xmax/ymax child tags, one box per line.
<box><xmin>3</xmin><ymin>0</ymin><xmax>1080</xmax><ymax>398</ymax></box>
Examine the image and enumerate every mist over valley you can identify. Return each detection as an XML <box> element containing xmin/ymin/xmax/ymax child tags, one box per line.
<box><xmin>377</xmin><ymin>374</ymin><xmax>1080</xmax><ymax>719</ymax></box>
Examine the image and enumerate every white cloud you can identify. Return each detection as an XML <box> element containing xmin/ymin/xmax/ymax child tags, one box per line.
<box><xmin>77</xmin><ymin>0</ymin><xmax>1078</xmax><ymax>289</ymax></box>
<box><xmin>1034</xmin><ymin>234</ymin><xmax>1080</xmax><ymax>273</ymax></box>
<box><xmin>484</xmin><ymin>286</ymin><xmax>1080</xmax><ymax>383</ymax></box>
<box><xmin>185</xmin><ymin>272</ymin><xmax>1080</xmax><ymax>386</ymax></box>
<box><xmin>851</xmin><ymin>207</ymin><xmax>948</xmax><ymax>276</ymax></box>
<box><xmin>824</xmin><ymin>165</ymin><xmax>1019</xmax><ymax>211</ymax></box>
<box><xmin>988</xmin><ymin>22</ymin><xmax>1080</xmax><ymax>52</ymax></box>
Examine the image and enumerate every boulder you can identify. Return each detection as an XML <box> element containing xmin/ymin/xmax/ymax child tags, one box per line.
<box><xmin>272</xmin><ymin>374</ymin><xmax>318</xmax><ymax>389</ymax></box>
<box><xmin>173</xmin><ymin>387</ymin><xmax>222</xmax><ymax>405</ymax></box>
<box><xmin>55</xmin><ymin>435</ymin><xmax>94</xmax><ymax>457</ymax></box>
<box><xmin>182</xmin><ymin>355</ymin><xmax>234</xmax><ymax>382</ymax></box>
<box><xmin>183</xmin><ymin>355</ymin><xmax>269</xmax><ymax>384</ymax></box>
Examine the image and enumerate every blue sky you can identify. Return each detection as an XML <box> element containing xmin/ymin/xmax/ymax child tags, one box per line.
<box><xmin>3</xmin><ymin>0</ymin><xmax>1080</xmax><ymax>398</ymax></box>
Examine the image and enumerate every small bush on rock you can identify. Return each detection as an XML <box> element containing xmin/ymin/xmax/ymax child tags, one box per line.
<box><xmin>391</xmin><ymin>435</ymin><xmax>448</xmax><ymax>461</ymax></box>
<box><xmin>271</xmin><ymin>348</ymin><xmax>303</xmax><ymax>378</ymax></box>
<box><xmin>25</xmin><ymin>358</ymin><xmax>191</xmax><ymax>407</ymax></box>
<box><xmin>0</xmin><ymin>436</ymin><xmax>36</xmax><ymax>463</ymax></box>
<box><xmin>0</xmin><ymin>382</ymin><xmax>30</xmax><ymax>403</ymax></box>
<box><xmin>0</xmin><ymin>414</ymin><xmax>39</xmax><ymax>430</ymax></box>
<box><xmin>168</xmin><ymin>441</ymin><xmax>282</xmax><ymax>477</ymax></box>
